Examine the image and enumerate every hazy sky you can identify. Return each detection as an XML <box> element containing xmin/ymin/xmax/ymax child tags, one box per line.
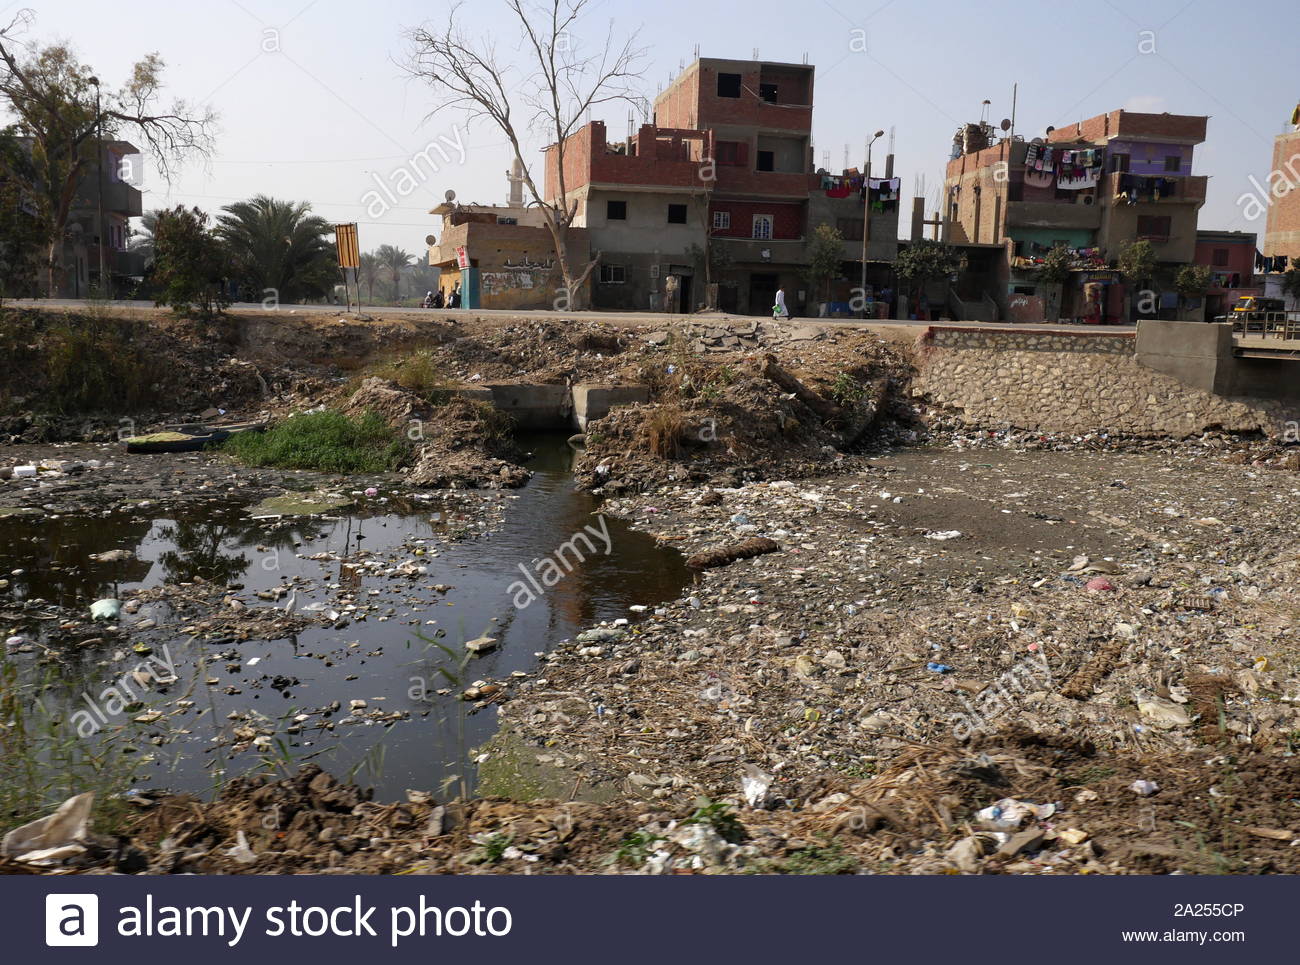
<box><xmin>5</xmin><ymin>0</ymin><xmax>1295</xmax><ymax>254</ymax></box>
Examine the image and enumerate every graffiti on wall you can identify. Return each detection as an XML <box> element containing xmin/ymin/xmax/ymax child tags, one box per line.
<box><xmin>1006</xmin><ymin>293</ymin><xmax>1045</xmax><ymax>324</ymax></box>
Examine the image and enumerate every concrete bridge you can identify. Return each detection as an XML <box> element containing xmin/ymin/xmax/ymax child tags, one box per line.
<box><xmin>1136</xmin><ymin>320</ymin><xmax>1300</xmax><ymax>400</ymax></box>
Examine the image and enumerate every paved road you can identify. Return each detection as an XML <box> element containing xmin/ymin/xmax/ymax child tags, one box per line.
<box><xmin>8</xmin><ymin>298</ymin><xmax>1137</xmax><ymax>334</ymax></box>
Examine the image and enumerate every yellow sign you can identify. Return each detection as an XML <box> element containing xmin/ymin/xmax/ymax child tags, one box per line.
<box><xmin>334</xmin><ymin>223</ymin><xmax>360</xmax><ymax>269</ymax></box>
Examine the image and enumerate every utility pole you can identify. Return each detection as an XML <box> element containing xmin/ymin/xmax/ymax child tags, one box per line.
<box><xmin>859</xmin><ymin>129</ymin><xmax>884</xmax><ymax>319</ymax></box>
<box><xmin>90</xmin><ymin>76</ymin><xmax>107</xmax><ymax>299</ymax></box>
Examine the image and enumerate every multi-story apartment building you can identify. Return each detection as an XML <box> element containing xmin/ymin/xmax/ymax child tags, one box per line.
<box><xmin>539</xmin><ymin>56</ymin><xmax>898</xmax><ymax>316</ymax></box>
<box><xmin>651</xmin><ymin>57</ymin><xmax>814</xmax><ymax>314</ymax></box>
<box><xmin>944</xmin><ymin>110</ymin><xmax>1207</xmax><ymax>322</ymax></box>
<box><xmin>544</xmin><ymin>119</ymin><xmax>713</xmax><ymax>312</ymax></box>
<box><xmin>3</xmin><ymin>137</ymin><xmax>143</xmax><ymax>297</ymax></box>
<box><xmin>61</xmin><ymin>139</ymin><xmax>144</xmax><ymax>297</ymax></box>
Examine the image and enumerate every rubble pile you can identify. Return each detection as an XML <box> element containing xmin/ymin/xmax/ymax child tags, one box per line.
<box><xmin>341</xmin><ymin>377</ymin><xmax>530</xmax><ymax>489</ymax></box>
<box><xmin>574</xmin><ymin>332</ymin><xmax>918</xmax><ymax>492</ymax></box>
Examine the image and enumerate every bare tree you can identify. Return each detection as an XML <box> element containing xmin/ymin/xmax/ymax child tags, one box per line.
<box><xmin>0</xmin><ymin>10</ymin><xmax>215</xmax><ymax>296</ymax></box>
<box><xmin>406</xmin><ymin>0</ymin><xmax>645</xmax><ymax>310</ymax></box>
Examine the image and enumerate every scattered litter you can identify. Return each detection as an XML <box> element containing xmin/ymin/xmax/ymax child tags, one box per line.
<box><xmin>1</xmin><ymin>792</ymin><xmax>94</xmax><ymax>865</ymax></box>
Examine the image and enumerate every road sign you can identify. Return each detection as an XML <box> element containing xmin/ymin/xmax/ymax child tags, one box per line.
<box><xmin>334</xmin><ymin>223</ymin><xmax>360</xmax><ymax>269</ymax></box>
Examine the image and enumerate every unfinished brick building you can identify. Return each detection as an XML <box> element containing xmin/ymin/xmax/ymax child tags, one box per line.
<box><xmin>1262</xmin><ymin>115</ymin><xmax>1300</xmax><ymax>267</ymax></box>
<box><xmin>541</xmin><ymin>56</ymin><xmax>894</xmax><ymax>315</ymax></box>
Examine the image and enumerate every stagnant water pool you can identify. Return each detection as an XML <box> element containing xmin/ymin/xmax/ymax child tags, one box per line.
<box><xmin>1</xmin><ymin>433</ymin><xmax>692</xmax><ymax>799</ymax></box>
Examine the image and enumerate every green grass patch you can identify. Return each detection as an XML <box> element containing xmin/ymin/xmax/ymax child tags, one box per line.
<box><xmin>221</xmin><ymin>409</ymin><xmax>408</xmax><ymax>474</ymax></box>
<box><xmin>365</xmin><ymin>350</ymin><xmax>452</xmax><ymax>403</ymax></box>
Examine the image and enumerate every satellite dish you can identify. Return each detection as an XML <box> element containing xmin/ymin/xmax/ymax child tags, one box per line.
<box><xmin>1030</xmin><ymin>136</ymin><xmax>1045</xmax><ymax>145</ymax></box>
<box><xmin>444</xmin><ymin>189</ymin><xmax>456</xmax><ymax>202</ymax></box>
<box><xmin>425</xmin><ymin>234</ymin><xmax>436</xmax><ymax>246</ymax></box>
<box><xmin>999</xmin><ymin>118</ymin><xmax>1011</xmax><ymax>132</ymax></box>
<box><xmin>1045</xmin><ymin>126</ymin><xmax>1055</xmax><ymax>135</ymax></box>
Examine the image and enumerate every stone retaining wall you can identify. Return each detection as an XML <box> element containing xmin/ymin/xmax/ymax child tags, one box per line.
<box><xmin>915</xmin><ymin>327</ymin><xmax>1300</xmax><ymax>438</ymax></box>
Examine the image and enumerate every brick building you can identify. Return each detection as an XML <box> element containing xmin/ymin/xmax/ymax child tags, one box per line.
<box><xmin>427</xmin><ymin>170</ymin><xmax>589</xmax><ymax>310</ymax></box>
<box><xmin>539</xmin><ymin>56</ymin><xmax>898</xmax><ymax>316</ymax></box>
<box><xmin>18</xmin><ymin>137</ymin><xmax>145</xmax><ymax>297</ymax></box>
<box><xmin>943</xmin><ymin>110</ymin><xmax>1208</xmax><ymax>322</ymax></box>
<box><xmin>544</xmin><ymin>120</ymin><xmax>713</xmax><ymax>311</ymax></box>
<box><xmin>653</xmin><ymin>57</ymin><xmax>816</xmax><ymax>314</ymax></box>
<box><xmin>1262</xmin><ymin>109</ymin><xmax>1300</xmax><ymax>266</ymax></box>
<box><xmin>1194</xmin><ymin>229</ymin><xmax>1259</xmax><ymax>320</ymax></box>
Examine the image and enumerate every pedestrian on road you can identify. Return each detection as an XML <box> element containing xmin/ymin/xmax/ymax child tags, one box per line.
<box><xmin>773</xmin><ymin>286</ymin><xmax>790</xmax><ymax>319</ymax></box>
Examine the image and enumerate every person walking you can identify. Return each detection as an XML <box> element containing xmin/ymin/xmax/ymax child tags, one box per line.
<box><xmin>773</xmin><ymin>286</ymin><xmax>790</xmax><ymax>319</ymax></box>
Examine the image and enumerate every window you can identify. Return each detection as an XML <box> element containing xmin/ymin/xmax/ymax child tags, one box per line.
<box><xmin>667</xmin><ymin>203</ymin><xmax>688</xmax><ymax>224</ymax></box>
<box><xmin>712</xmin><ymin>210</ymin><xmax>731</xmax><ymax>230</ymax></box>
<box><xmin>1110</xmin><ymin>153</ymin><xmax>1130</xmax><ymax>173</ymax></box>
<box><xmin>599</xmin><ymin>264</ymin><xmax>626</xmax><ymax>284</ymax></box>
<box><xmin>1211</xmin><ymin>247</ymin><xmax>1230</xmax><ymax>267</ymax></box>
<box><xmin>717</xmin><ymin>72</ymin><xmax>741</xmax><ymax>98</ymax></box>
<box><xmin>606</xmin><ymin>200</ymin><xmax>627</xmax><ymax>220</ymax></box>
<box><xmin>756</xmin><ymin>150</ymin><xmax>775</xmax><ymax>172</ymax></box>
<box><xmin>1136</xmin><ymin>215</ymin><xmax>1171</xmax><ymax>240</ymax></box>
<box><xmin>759</xmin><ymin>83</ymin><xmax>778</xmax><ymax>103</ymax></box>
<box><xmin>716</xmin><ymin>141</ymin><xmax>748</xmax><ymax>167</ymax></box>
<box><xmin>836</xmin><ymin>217</ymin><xmax>863</xmax><ymax>241</ymax></box>
<box><xmin>752</xmin><ymin>214</ymin><xmax>773</xmax><ymax>240</ymax></box>
<box><xmin>1163</xmin><ymin>155</ymin><xmax>1182</xmax><ymax>172</ymax></box>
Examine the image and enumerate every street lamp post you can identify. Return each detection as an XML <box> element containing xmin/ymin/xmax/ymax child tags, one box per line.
<box><xmin>89</xmin><ymin>76</ymin><xmax>107</xmax><ymax>299</ymax></box>
<box><xmin>859</xmin><ymin>129</ymin><xmax>884</xmax><ymax>319</ymax></box>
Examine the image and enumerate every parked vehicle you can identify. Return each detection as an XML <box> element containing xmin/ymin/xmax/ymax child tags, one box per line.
<box><xmin>1215</xmin><ymin>295</ymin><xmax>1291</xmax><ymax>335</ymax></box>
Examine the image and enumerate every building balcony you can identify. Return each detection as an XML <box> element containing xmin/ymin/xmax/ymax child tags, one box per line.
<box><xmin>1006</xmin><ymin>199</ymin><xmax>1101</xmax><ymax>230</ymax></box>
<box><xmin>112</xmin><ymin>248</ymin><xmax>148</xmax><ymax>276</ymax></box>
<box><xmin>1104</xmin><ymin>171</ymin><xmax>1207</xmax><ymax>205</ymax></box>
<box><xmin>104</xmin><ymin>182</ymin><xmax>143</xmax><ymax>217</ymax></box>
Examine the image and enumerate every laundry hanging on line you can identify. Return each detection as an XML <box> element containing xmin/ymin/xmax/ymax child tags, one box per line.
<box><xmin>1057</xmin><ymin>165</ymin><xmax>1102</xmax><ymax>190</ymax></box>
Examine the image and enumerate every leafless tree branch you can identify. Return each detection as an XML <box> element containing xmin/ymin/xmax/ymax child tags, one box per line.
<box><xmin>405</xmin><ymin>0</ymin><xmax>645</xmax><ymax>309</ymax></box>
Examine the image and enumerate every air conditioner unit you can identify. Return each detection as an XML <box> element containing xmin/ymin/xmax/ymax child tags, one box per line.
<box><xmin>1081</xmin><ymin>195</ymin><xmax>1095</xmax><ymax>205</ymax></box>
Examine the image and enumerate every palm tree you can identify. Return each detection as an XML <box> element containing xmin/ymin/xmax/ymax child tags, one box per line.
<box><xmin>216</xmin><ymin>195</ymin><xmax>336</xmax><ymax>303</ymax></box>
<box><xmin>128</xmin><ymin>208</ymin><xmax>163</xmax><ymax>266</ymax></box>
<box><xmin>375</xmin><ymin>244</ymin><xmax>412</xmax><ymax>302</ymax></box>
<box><xmin>358</xmin><ymin>251</ymin><xmax>383</xmax><ymax>301</ymax></box>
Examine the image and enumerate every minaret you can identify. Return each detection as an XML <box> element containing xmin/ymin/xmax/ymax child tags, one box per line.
<box><xmin>507</xmin><ymin>158</ymin><xmax>525</xmax><ymax>207</ymax></box>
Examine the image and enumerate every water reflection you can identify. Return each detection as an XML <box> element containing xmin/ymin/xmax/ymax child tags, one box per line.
<box><xmin>1</xmin><ymin>433</ymin><xmax>692</xmax><ymax>798</ymax></box>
